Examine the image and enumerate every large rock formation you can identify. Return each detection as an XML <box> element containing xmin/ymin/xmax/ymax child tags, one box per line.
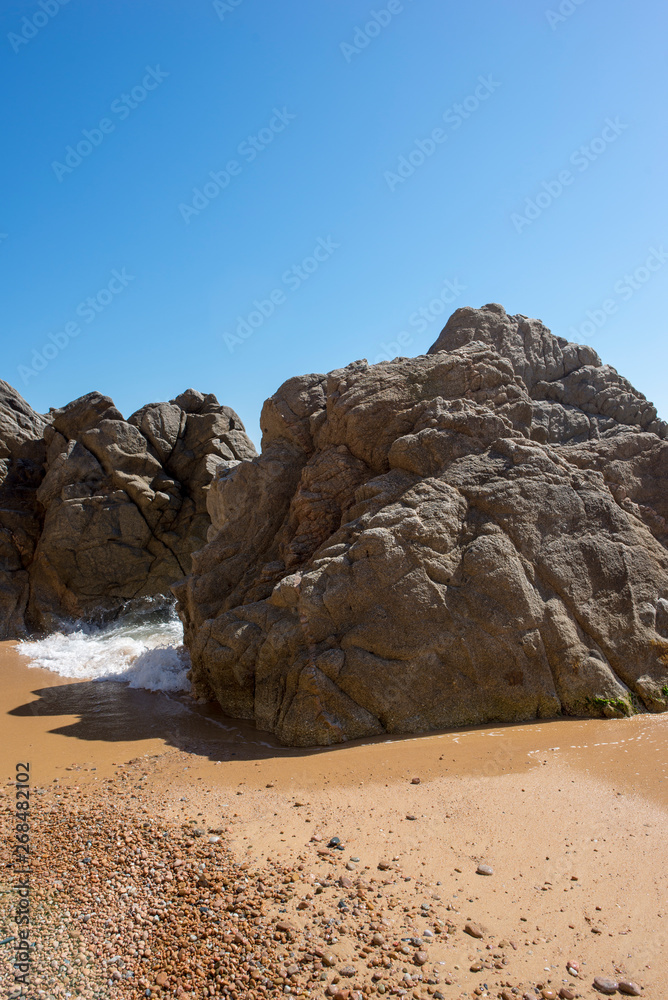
<box><xmin>0</xmin><ymin>387</ymin><xmax>256</xmax><ymax>636</ymax></box>
<box><xmin>175</xmin><ymin>304</ymin><xmax>668</xmax><ymax>745</ymax></box>
<box><xmin>0</xmin><ymin>382</ymin><xmax>47</xmax><ymax>637</ymax></box>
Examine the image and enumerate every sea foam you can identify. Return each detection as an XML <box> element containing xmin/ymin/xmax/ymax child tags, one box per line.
<box><xmin>17</xmin><ymin>606</ymin><xmax>190</xmax><ymax>693</ymax></box>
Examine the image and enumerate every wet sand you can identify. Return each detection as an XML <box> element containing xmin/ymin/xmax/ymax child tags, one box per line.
<box><xmin>1</xmin><ymin>640</ymin><xmax>667</xmax><ymax>997</ymax></box>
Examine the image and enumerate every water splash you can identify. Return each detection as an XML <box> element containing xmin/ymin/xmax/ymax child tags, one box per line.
<box><xmin>17</xmin><ymin>604</ymin><xmax>190</xmax><ymax>693</ymax></box>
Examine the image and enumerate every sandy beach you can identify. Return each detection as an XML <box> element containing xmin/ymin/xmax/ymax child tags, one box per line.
<box><xmin>1</xmin><ymin>640</ymin><xmax>667</xmax><ymax>999</ymax></box>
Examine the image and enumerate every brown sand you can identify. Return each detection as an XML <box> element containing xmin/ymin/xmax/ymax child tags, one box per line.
<box><xmin>1</xmin><ymin>640</ymin><xmax>667</xmax><ymax>998</ymax></box>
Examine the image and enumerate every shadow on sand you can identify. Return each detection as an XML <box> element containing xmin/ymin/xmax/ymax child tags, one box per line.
<box><xmin>6</xmin><ymin>673</ymin><xmax>594</xmax><ymax>776</ymax></box>
<box><xmin>7</xmin><ymin>678</ymin><xmax>305</xmax><ymax>762</ymax></box>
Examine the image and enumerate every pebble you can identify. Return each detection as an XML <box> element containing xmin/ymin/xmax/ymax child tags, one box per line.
<box><xmin>411</xmin><ymin>777</ymin><xmax>421</xmax><ymax>784</ymax></box>
<box><xmin>405</xmin><ymin>814</ymin><xmax>417</xmax><ymax>821</ymax></box>
<box><xmin>7</xmin><ymin>767</ymin><xmax>637</xmax><ymax>1000</ymax></box>
<box><xmin>464</xmin><ymin>921</ymin><xmax>484</xmax><ymax>939</ymax></box>
<box><xmin>593</xmin><ymin>977</ymin><xmax>619</xmax><ymax>994</ymax></box>
<box><xmin>617</xmin><ymin>983</ymin><xmax>642</xmax><ymax>996</ymax></box>
<box><xmin>476</xmin><ymin>863</ymin><xmax>494</xmax><ymax>876</ymax></box>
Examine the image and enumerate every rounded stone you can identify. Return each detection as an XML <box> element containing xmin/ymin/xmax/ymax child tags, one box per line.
<box><xmin>617</xmin><ymin>983</ymin><xmax>641</xmax><ymax>997</ymax></box>
<box><xmin>593</xmin><ymin>977</ymin><xmax>618</xmax><ymax>995</ymax></box>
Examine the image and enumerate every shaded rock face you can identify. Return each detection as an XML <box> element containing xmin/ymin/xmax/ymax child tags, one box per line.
<box><xmin>175</xmin><ymin>304</ymin><xmax>668</xmax><ymax>746</ymax></box>
<box><xmin>0</xmin><ymin>382</ymin><xmax>48</xmax><ymax>637</ymax></box>
<box><xmin>0</xmin><ymin>386</ymin><xmax>256</xmax><ymax>636</ymax></box>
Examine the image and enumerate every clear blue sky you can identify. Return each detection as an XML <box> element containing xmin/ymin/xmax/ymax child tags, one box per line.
<box><xmin>1</xmin><ymin>0</ymin><xmax>666</xmax><ymax>446</ymax></box>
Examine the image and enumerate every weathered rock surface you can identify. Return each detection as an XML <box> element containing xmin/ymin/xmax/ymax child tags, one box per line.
<box><xmin>0</xmin><ymin>382</ymin><xmax>47</xmax><ymax>637</ymax></box>
<box><xmin>0</xmin><ymin>386</ymin><xmax>256</xmax><ymax>636</ymax></box>
<box><xmin>176</xmin><ymin>304</ymin><xmax>668</xmax><ymax>745</ymax></box>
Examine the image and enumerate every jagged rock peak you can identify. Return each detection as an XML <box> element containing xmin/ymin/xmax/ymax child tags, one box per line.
<box><xmin>429</xmin><ymin>303</ymin><xmax>667</xmax><ymax>440</ymax></box>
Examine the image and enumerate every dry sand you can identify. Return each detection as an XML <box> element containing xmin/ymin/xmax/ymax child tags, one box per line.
<box><xmin>1</xmin><ymin>640</ymin><xmax>666</xmax><ymax>999</ymax></box>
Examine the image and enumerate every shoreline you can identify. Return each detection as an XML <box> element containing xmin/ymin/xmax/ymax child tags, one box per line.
<box><xmin>1</xmin><ymin>641</ymin><xmax>667</xmax><ymax>997</ymax></box>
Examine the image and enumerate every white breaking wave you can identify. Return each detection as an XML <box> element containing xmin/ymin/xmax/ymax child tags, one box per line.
<box><xmin>17</xmin><ymin>608</ymin><xmax>191</xmax><ymax>693</ymax></box>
